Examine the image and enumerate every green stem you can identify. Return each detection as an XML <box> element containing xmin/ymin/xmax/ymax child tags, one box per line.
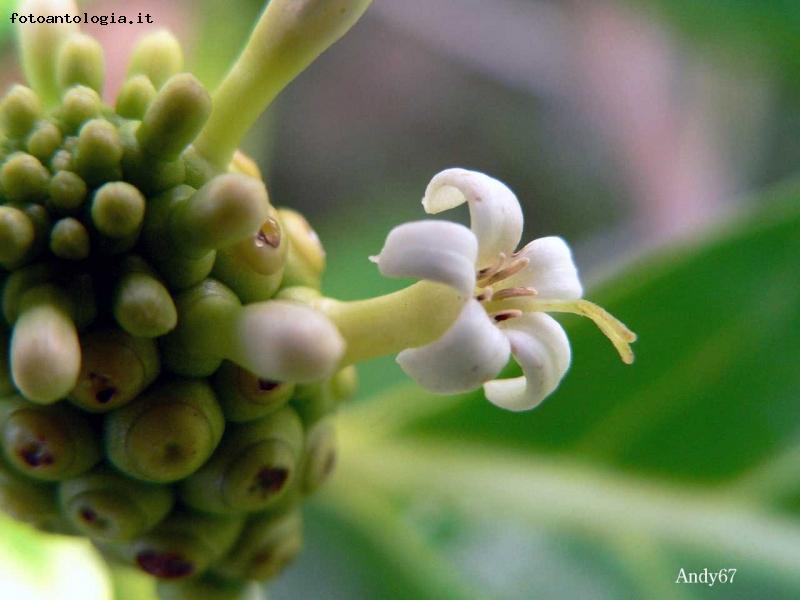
<box><xmin>315</xmin><ymin>281</ymin><xmax>465</xmax><ymax>366</ymax></box>
<box><xmin>193</xmin><ymin>0</ymin><xmax>373</xmax><ymax>167</ymax></box>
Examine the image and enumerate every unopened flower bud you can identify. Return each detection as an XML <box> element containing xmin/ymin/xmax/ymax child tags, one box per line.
<box><xmin>1</xmin><ymin>152</ymin><xmax>50</xmax><ymax>202</ymax></box>
<box><xmin>0</xmin><ymin>205</ymin><xmax>35</xmax><ymax>267</ymax></box>
<box><xmin>168</xmin><ymin>174</ymin><xmax>270</xmax><ymax>259</ymax></box>
<box><xmin>162</xmin><ymin>279</ymin><xmax>345</xmax><ymax>382</ymax></box>
<box><xmin>49</xmin><ymin>216</ymin><xmax>90</xmax><ymax>260</ymax></box>
<box><xmin>0</xmin><ymin>85</ymin><xmax>42</xmax><ymax>138</ymax></box>
<box><xmin>137</xmin><ymin>74</ymin><xmax>211</xmax><ymax>160</ymax></box>
<box><xmin>58</xmin><ymin>85</ymin><xmax>102</xmax><ymax>133</ymax></box>
<box><xmin>115</xmin><ymin>75</ymin><xmax>157</xmax><ymax>120</ymax></box>
<box><xmin>112</xmin><ymin>256</ymin><xmax>178</xmax><ymax>338</ymax></box>
<box><xmin>73</xmin><ymin>119</ymin><xmax>123</xmax><ymax>185</ymax></box>
<box><xmin>47</xmin><ymin>170</ymin><xmax>87</xmax><ymax>213</ymax></box>
<box><xmin>56</xmin><ymin>33</ymin><xmax>105</xmax><ymax>94</ymax></box>
<box><xmin>91</xmin><ymin>181</ymin><xmax>146</xmax><ymax>239</ymax></box>
<box><xmin>26</xmin><ymin>120</ymin><xmax>62</xmax><ymax>161</ymax></box>
<box><xmin>127</xmin><ymin>30</ymin><xmax>184</xmax><ymax>89</ymax></box>
<box><xmin>10</xmin><ymin>284</ymin><xmax>81</xmax><ymax>403</ymax></box>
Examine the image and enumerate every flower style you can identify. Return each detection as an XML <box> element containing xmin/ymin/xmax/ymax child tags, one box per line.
<box><xmin>372</xmin><ymin>168</ymin><xmax>636</xmax><ymax>411</ymax></box>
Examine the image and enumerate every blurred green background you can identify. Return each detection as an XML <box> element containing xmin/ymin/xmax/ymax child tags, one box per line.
<box><xmin>1</xmin><ymin>0</ymin><xmax>800</xmax><ymax>598</ymax></box>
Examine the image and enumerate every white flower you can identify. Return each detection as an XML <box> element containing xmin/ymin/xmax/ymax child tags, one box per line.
<box><xmin>372</xmin><ymin>168</ymin><xmax>635</xmax><ymax>411</ymax></box>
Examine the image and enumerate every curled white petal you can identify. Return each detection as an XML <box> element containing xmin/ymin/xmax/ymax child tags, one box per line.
<box><xmin>483</xmin><ymin>313</ymin><xmax>570</xmax><ymax>411</ymax></box>
<box><xmin>233</xmin><ymin>301</ymin><xmax>345</xmax><ymax>383</ymax></box>
<box><xmin>422</xmin><ymin>168</ymin><xmax>523</xmax><ymax>269</ymax></box>
<box><xmin>504</xmin><ymin>236</ymin><xmax>583</xmax><ymax>300</ymax></box>
<box><xmin>397</xmin><ymin>300</ymin><xmax>510</xmax><ymax>394</ymax></box>
<box><xmin>372</xmin><ymin>220</ymin><xmax>478</xmax><ymax>295</ymax></box>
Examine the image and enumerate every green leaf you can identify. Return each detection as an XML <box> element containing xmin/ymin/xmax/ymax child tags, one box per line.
<box><xmin>299</xmin><ymin>184</ymin><xmax>800</xmax><ymax>598</ymax></box>
<box><xmin>0</xmin><ymin>514</ymin><xmax>114</xmax><ymax>599</ymax></box>
<box><xmin>629</xmin><ymin>0</ymin><xmax>800</xmax><ymax>91</ymax></box>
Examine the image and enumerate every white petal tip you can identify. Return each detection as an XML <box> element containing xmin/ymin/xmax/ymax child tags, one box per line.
<box><xmin>235</xmin><ymin>301</ymin><xmax>345</xmax><ymax>383</ymax></box>
<box><xmin>374</xmin><ymin>220</ymin><xmax>477</xmax><ymax>295</ymax></box>
<box><xmin>483</xmin><ymin>313</ymin><xmax>571</xmax><ymax>412</ymax></box>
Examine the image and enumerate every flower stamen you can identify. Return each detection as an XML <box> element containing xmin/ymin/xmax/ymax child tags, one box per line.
<box><xmin>475</xmin><ymin>288</ymin><xmax>494</xmax><ymax>303</ymax></box>
<box><xmin>479</xmin><ymin>257</ymin><xmax>530</xmax><ymax>287</ymax></box>
<box><xmin>492</xmin><ymin>286</ymin><xmax>538</xmax><ymax>301</ymax></box>
<box><xmin>476</xmin><ymin>253</ymin><xmax>507</xmax><ymax>282</ymax></box>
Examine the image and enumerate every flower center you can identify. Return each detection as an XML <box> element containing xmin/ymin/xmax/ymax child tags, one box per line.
<box><xmin>475</xmin><ymin>253</ymin><xmax>538</xmax><ymax>309</ymax></box>
<box><xmin>475</xmin><ymin>253</ymin><xmax>637</xmax><ymax>364</ymax></box>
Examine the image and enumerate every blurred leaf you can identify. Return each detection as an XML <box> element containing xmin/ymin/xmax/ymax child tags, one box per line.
<box><xmin>1</xmin><ymin>0</ymin><xmax>18</xmax><ymax>42</ymax></box>
<box><xmin>631</xmin><ymin>0</ymin><xmax>800</xmax><ymax>90</ymax></box>
<box><xmin>189</xmin><ymin>0</ymin><xmax>265</xmax><ymax>89</ymax></box>
<box><xmin>0</xmin><ymin>514</ymin><xmax>113</xmax><ymax>599</ymax></box>
<box><xmin>292</xmin><ymin>184</ymin><xmax>800</xmax><ymax>598</ymax></box>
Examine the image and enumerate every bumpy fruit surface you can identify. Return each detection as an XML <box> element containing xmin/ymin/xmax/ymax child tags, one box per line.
<box><xmin>0</xmin><ymin>28</ymin><xmax>352</xmax><ymax>599</ymax></box>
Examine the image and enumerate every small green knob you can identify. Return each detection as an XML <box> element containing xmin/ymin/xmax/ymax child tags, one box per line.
<box><xmin>180</xmin><ymin>407</ymin><xmax>304</xmax><ymax>514</ymax></box>
<box><xmin>48</xmin><ymin>170</ymin><xmax>87</xmax><ymax>214</ymax></box>
<box><xmin>91</xmin><ymin>181</ymin><xmax>146</xmax><ymax>239</ymax></box>
<box><xmin>0</xmin><ymin>85</ymin><xmax>42</xmax><ymax>138</ymax></box>
<box><xmin>212</xmin><ymin>510</ymin><xmax>302</xmax><ymax>581</ymax></box>
<box><xmin>116</xmin><ymin>75</ymin><xmax>157</xmax><ymax>120</ymax></box>
<box><xmin>59</xmin><ymin>465</ymin><xmax>173</xmax><ymax>542</ymax></box>
<box><xmin>69</xmin><ymin>329</ymin><xmax>159</xmax><ymax>413</ymax></box>
<box><xmin>58</xmin><ymin>85</ymin><xmax>102</xmax><ymax>133</ymax></box>
<box><xmin>0</xmin><ymin>206</ymin><xmax>35</xmax><ymax>267</ymax></box>
<box><xmin>27</xmin><ymin>120</ymin><xmax>63</xmax><ymax>161</ymax></box>
<box><xmin>213</xmin><ymin>361</ymin><xmax>295</xmax><ymax>422</ymax></box>
<box><xmin>49</xmin><ymin>217</ymin><xmax>90</xmax><ymax>260</ymax></box>
<box><xmin>1</xmin><ymin>152</ymin><xmax>50</xmax><ymax>202</ymax></box>
<box><xmin>0</xmin><ymin>396</ymin><xmax>101</xmax><ymax>481</ymax></box>
<box><xmin>73</xmin><ymin>119</ymin><xmax>123</xmax><ymax>185</ymax></box>
<box><xmin>104</xmin><ymin>379</ymin><xmax>224</xmax><ymax>483</ymax></box>
<box><xmin>112</xmin><ymin>256</ymin><xmax>178</xmax><ymax>338</ymax></box>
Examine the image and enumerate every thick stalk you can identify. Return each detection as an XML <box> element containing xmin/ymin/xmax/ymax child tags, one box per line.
<box><xmin>193</xmin><ymin>0</ymin><xmax>373</xmax><ymax>167</ymax></box>
<box><xmin>315</xmin><ymin>281</ymin><xmax>466</xmax><ymax>366</ymax></box>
